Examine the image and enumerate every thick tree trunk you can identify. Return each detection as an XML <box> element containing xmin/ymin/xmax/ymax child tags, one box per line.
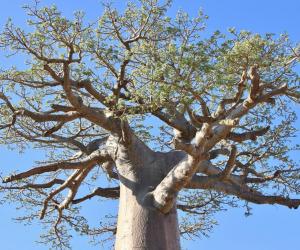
<box><xmin>107</xmin><ymin>134</ymin><xmax>183</xmax><ymax>250</ymax></box>
<box><xmin>115</xmin><ymin>183</ymin><xmax>181</xmax><ymax>250</ymax></box>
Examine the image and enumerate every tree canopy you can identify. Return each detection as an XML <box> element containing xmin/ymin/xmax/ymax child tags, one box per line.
<box><xmin>0</xmin><ymin>0</ymin><xmax>299</xmax><ymax>249</ymax></box>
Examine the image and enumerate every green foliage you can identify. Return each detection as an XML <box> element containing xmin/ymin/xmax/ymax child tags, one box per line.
<box><xmin>0</xmin><ymin>0</ymin><xmax>299</xmax><ymax>249</ymax></box>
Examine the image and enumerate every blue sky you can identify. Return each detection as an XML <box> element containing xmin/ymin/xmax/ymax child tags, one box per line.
<box><xmin>0</xmin><ymin>1</ymin><xmax>300</xmax><ymax>250</ymax></box>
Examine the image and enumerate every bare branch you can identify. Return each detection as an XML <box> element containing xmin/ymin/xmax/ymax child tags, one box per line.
<box><xmin>3</xmin><ymin>149</ymin><xmax>110</xmax><ymax>183</ymax></box>
<box><xmin>40</xmin><ymin>169</ymin><xmax>82</xmax><ymax>219</ymax></box>
<box><xmin>220</xmin><ymin>145</ymin><xmax>237</xmax><ymax>180</ymax></box>
<box><xmin>188</xmin><ymin>175</ymin><xmax>300</xmax><ymax>209</ymax></box>
<box><xmin>15</xmin><ymin>109</ymin><xmax>81</xmax><ymax>122</ymax></box>
<box><xmin>43</xmin><ymin>122</ymin><xmax>65</xmax><ymax>137</ymax></box>
<box><xmin>214</xmin><ymin>70</ymin><xmax>247</xmax><ymax>118</ymax></box>
<box><xmin>0</xmin><ymin>178</ymin><xmax>65</xmax><ymax>190</ymax></box>
<box><xmin>72</xmin><ymin>186</ymin><xmax>120</xmax><ymax>204</ymax></box>
<box><xmin>228</xmin><ymin>126</ymin><xmax>270</xmax><ymax>142</ymax></box>
<box><xmin>249</xmin><ymin>65</ymin><xmax>260</xmax><ymax>101</ymax></box>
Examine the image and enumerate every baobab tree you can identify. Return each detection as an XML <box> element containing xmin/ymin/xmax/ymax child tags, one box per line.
<box><xmin>0</xmin><ymin>0</ymin><xmax>299</xmax><ymax>249</ymax></box>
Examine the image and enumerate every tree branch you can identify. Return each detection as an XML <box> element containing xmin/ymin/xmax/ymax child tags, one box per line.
<box><xmin>0</xmin><ymin>178</ymin><xmax>65</xmax><ymax>190</ymax></box>
<box><xmin>227</xmin><ymin>126</ymin><xmax>270</xmax><ymax>142</ymax></box>
<box><xmin>188</xmin><ymin>175</ymin><xmax>300</xmax><ymax>209</ymax></box>
<box><xmin>72</xmin><ymin>186</ymin><xmax>120</xmax><ymax>204</ymax></box>
<box><xmin>220</xmin><ymin>145</ymin><xmax>237</xmax><ymax>180</ymax></box>
<box><xmin>3</xmin><ymin>149</ymin><xmax>110</xmax><ymax>183</ymax></box>
<box><xmin>249</xmin><ymin>65</ymin><xmax>260</xmax><ymax>101</ymax></box>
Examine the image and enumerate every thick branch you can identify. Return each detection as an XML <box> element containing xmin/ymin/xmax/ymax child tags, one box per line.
<box><xmin>249</xmin><ymin>65</ymin><xmax>260</xmax><ymax>100</ymax></box>
<box><xmin>3</xmin><ymin>149</ymin><xmax>110</xmax><ymax>183</ymax></box>
<box><xmin>0</xmin><ymin>178</ymin><xmax>65</xmax><ymax>190</ymax></box>
<box><xmin>188</xmin><ymin>176</ymin><xmax>300</xmax><ymax>209</ymax></box>
<box><xmin>15</xmin><ymin>109</ymin><xmax>81</xmax><ymax>122</ymax></box>
<box><xmin>72</xmin><ymin>186</ymin><xmax>120</xmax><ymax>204</ymax></box>
<box><xmin>153</xmin><ymin>110</ymin><xmax>197</xmax><ymax>140</ymax></box>
<box><xmin>228</xmin><ymin>126</ymin><xmax>270</xmax><ymax>142</ymax></box>
<box><xmin>151</xmin><ymin>155</ymin><xmax>200</xmax><ymax>213</ymax></box>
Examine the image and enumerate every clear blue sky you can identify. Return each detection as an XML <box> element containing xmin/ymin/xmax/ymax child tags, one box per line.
<box><xmin>0</xmin><ymin>1</ymin><xmax>299</xmax><ymax>250</ymax></box>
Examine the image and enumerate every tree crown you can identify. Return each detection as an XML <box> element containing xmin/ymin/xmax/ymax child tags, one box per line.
<box><xmin>0</xmin><ymin>0</ymin><xmax>299</xmax><ymax>249</ymax></box>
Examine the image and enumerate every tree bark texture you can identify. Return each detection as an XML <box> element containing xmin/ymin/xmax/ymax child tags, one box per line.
<box><xmin>115</xmin><ymin>183</ymin><xmax>180</xmax><ymax>250</ymax></box>
<box><xmin>108</xmin><ymin>135</ymin><xmax>182</xmax><ymax>250</ymax></box>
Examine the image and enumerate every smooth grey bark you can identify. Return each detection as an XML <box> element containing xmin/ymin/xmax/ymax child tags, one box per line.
<box><xmin>106</xmin><ymin>135</ymin><xmax>182</xmax><ymax>250</ymax></box>
<box><xmin>115</xmin><ymin>183</ymin><xmax>180</xmax><ymax>250</ymax></box>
